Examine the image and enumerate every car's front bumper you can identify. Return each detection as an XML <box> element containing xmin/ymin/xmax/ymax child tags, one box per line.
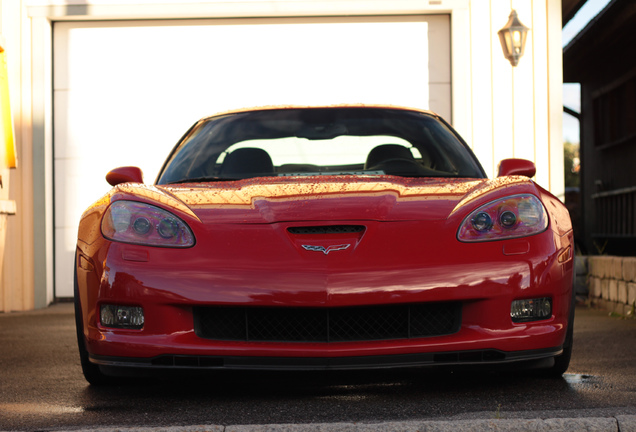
<box><xmin>76</xmin><ymin>220</ymin><xmax>574</xmax><ymax>371</ymax></box>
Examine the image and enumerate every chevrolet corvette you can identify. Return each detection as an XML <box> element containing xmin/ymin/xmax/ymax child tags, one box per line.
<box><xmin>74</xmin><ymin>106</ymin><xmax>574</xmax><ymax>385</ymax></box>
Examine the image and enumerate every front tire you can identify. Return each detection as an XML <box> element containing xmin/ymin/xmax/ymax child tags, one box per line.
<box><xmin>540</xmin><ymin>289</ymin><xmax>575</xmax><ymax>377</ymax></box>
<box><xmin>74</xmin><ymin>264</ymin><xmax>110</xmax><ymax>385</ymax></box>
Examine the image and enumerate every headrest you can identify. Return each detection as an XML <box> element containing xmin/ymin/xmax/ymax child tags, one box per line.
<box><xmin>365</xmin><ymin>144</ymin><xmax>414</xmax><ymax>169</ymax></box>
<box><xmin>220</xmin><ymin>147</ymin><xmax>274</xmax><ymax>177</ymax></box>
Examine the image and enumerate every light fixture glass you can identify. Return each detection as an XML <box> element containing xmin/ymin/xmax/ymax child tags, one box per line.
<box><xmin>511</xmin><ymin>297</ymin><xmax>552</xmax><ymax>323</ymax></box>
<box><xmin>498</xmin><ymin>10</ymin><xmax>530</xmax><ymax>67</ymax></box>
<box><xmin>100</xmin><ymin>304</ymin><xmax>145</xmax><ymax>329</ymax></box>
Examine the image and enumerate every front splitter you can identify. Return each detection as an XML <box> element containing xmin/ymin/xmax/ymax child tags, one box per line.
<box><xmin>90</xmin><ymin>346</ymin><xmax>561</xmax><ymax>373</ymax></box>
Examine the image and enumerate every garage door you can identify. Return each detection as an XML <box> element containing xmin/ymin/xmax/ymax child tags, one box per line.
<box><xmin>53</xmin><ymin>15</ymin><xmax>451</xmax><ymax>297</ymax></box>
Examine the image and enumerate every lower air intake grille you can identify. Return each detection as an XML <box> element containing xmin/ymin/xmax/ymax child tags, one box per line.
<box><xmin>194</xmin><ymin>302</ymin><xmax>461</xmax><ymax>343</ymax></box>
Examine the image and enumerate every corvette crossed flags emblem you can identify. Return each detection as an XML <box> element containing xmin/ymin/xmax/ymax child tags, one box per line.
<box><xmin>302</xmin><ymin>244</ymin><xmax>351</xmax><ymax>255</ymax></box>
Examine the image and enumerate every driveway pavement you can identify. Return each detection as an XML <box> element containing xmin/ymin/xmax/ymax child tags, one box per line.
<box><xmin>1</xmin><ymin>303</ymin><xmax>635</xmax><ymax>432</ymax></box>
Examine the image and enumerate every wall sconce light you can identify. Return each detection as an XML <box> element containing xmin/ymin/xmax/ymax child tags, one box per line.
<box><xmin>498</xmin><ymin>10</ymin><xmax>529</xmax><ymax>67</ymax></box>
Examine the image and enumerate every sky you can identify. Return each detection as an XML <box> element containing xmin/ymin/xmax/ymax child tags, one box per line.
<box><xmin>562</xmin><ymin>0</ymin><xmax>612</xmax><ymax>143</ymax></box>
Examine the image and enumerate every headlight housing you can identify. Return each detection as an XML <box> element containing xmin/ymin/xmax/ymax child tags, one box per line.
<box><xmin>457</xmin><ymin>194</ymin><xmax>548</xmax><ymax>242</ymax></box>
<box><xmin>102</xmin><ymin>200</ymin><xmax>195</xmax><ymax>247</ymax></box>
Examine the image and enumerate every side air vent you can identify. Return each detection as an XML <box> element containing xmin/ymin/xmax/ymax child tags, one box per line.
<box><xmin>287</xmin><ymin>225</ymin><xmax>365</xmax><ymax>235</ymax></box>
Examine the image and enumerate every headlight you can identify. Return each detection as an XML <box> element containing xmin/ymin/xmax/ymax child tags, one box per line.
<box><xmin>457</xmin><ymin>194</ymin><xmax>548</xmax><ymax>242</ymax></box>
<box><xmin>102</xmin><ymin>200</ymin><xmax>195</xmax><ymax>247</ymax></box>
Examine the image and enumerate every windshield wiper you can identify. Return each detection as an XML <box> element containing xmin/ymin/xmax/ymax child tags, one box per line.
<box><xmin>405</xmin><ymin>173</ymin><xmax>473</xmax><ymax>179</ymax></box>
<box><xmin>167</xmin><ymin>176</ymin><xmax>240</xmax><ymax>184</ymax></box>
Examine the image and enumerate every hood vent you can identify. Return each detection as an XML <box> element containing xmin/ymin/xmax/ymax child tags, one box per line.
<box><xmin>287</xmin><ymin>225</ymin><xmax>365</xmax><ymax>235</ymax></box>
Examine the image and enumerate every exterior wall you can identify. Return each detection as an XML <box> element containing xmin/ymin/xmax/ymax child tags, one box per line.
<box><xmin>0</xmin><ymin>0</ymin><xmax>38</xmax><ymax>312</ymax></box>
<box><xmin>0</xmin><ymin>0</ymin><xmax>564</xmax><ymax>310</ymax></box>
<box><xmin>587</xmin><ymin>256</ymin><xmax>636</xmax><ymax>317</ymax></box>
<box><xmin>468</xmin><ymin>0</ymin><xmax>563</xmax><ymax>196</ymax></box>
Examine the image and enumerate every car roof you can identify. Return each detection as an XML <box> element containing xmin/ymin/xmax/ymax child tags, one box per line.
<box><xmin>200</xmin><ymin>104</ymin><xmax>440</xmax><ymax>121</ymax></box>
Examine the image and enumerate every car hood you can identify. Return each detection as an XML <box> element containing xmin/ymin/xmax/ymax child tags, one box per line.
<box><xmin>111</xmin><ymin>175</ymin><xmax>539</xmax><ymax>224</ymax></box>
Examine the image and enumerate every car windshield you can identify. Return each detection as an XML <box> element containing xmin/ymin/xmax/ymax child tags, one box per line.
<box><xmin>156</xmin><ymin>107</ymin><xmax>485</xmax><ymax>184</ymax></box>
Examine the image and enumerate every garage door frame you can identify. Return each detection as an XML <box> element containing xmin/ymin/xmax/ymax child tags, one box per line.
<box><xmin>27</xmin><ymin>0</ymin><xmax>472</xmax><ymax>304</ymax></box>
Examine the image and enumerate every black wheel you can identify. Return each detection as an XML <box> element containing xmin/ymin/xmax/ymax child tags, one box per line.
<box><xmin>539</xmin><ymin>289</ymin><xmax>575</xmax><ymax>378</ymax></box>
<box><xmin>551</xmin><ymin>319</ymin><xmax>574</xmax><ymax>376</ymax></box>
<box><xmin>74</xmin><ymin>264</ymin><xmax>110</xmax><ymax>385</ymax></box>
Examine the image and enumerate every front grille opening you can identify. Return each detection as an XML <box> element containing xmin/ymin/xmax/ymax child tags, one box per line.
<box><xmin>287</xmin><ymin>225</ymin><xmax>365</xmax><ymax>235</ymax></box>
<box><xmin>194</xmin><ymin>302</ymin><xmax>461</xmax><ymax>343</ymax></box>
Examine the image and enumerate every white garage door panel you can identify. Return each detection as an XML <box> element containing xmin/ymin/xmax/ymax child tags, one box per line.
<box><xmin>53</xmin><ymin>16</ymin><xmax>451</xmax><ymax>297</ymax></box>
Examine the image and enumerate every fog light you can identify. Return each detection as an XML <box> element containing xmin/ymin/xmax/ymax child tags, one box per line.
<box><xmin>511</xmin><ymin>297</ymin><xmax>551</xmax><ymax>323</ymax></box>
<box><xmin>100</xmin><ymin>304</ymin><xmax>144</xmax><ymax>329</ymax></box>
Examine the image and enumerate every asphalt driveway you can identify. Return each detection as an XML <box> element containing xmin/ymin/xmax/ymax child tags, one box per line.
<box><xmin>0</xmin><ymin>303</ymin><xmax>635</xmax><ymax>431</ymax></box>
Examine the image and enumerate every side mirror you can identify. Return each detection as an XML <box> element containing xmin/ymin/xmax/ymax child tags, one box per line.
<box><xmin>497</xmin><ymin>158</ymin><xmax>536</xmax><ymax>178</ymax></box>
<box><xmin>106</xmin><ymin>166</ymin><xmax>144</xmax><ymax>186</ymax></box>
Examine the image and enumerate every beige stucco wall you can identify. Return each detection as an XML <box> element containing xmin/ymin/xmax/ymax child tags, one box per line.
<box><xmin>0</xmin><ymin>0</ymin><xmax>563</xmax><ymax>311</ymax></box>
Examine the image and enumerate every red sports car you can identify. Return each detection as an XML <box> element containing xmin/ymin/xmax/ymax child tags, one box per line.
<box><xmin>74</xmin><ymin>106</ymin><xmax>574</xmax><ymax>385</ymax></box>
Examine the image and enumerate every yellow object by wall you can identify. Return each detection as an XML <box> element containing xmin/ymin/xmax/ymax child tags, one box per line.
<box><xmin>0</xmin><ymin>38</ymin><xmax>17</xmax><ymax>169</ymax></box>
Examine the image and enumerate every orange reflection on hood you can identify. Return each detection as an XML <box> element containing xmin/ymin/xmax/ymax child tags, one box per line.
<box><xmin>162</xmin><ymin>177</ymin><xmax>485</xmax><ymax>209</ymax></box>
<box><xmin>449</xmin><ymin>176</ymin><xmax>534</xmax><ymax>216</ymax></box>
<box><xmin>113</xmin><ymin>183</ymin><xmax>199</xmax><ymax>219</ymax></box>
